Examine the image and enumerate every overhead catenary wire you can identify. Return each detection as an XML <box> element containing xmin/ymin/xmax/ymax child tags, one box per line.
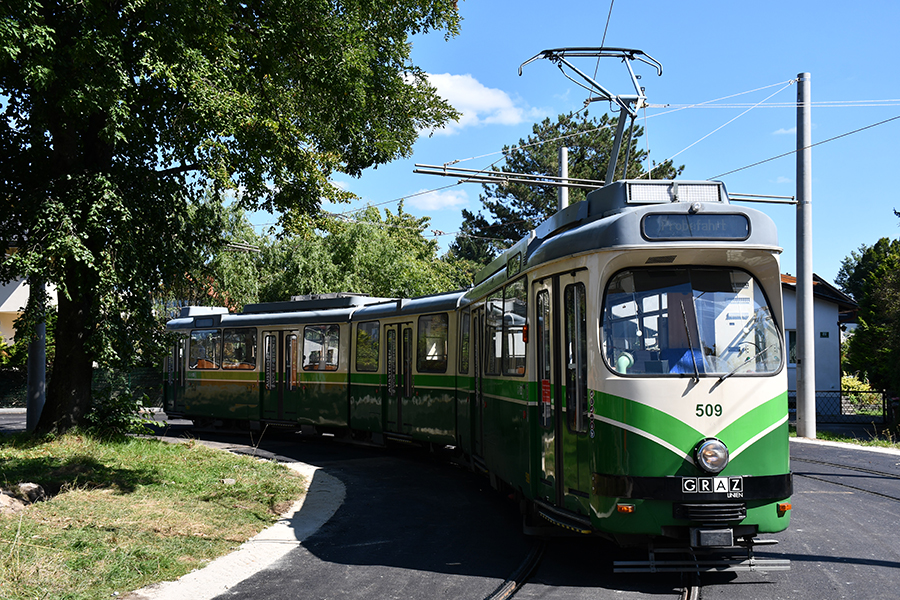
<box><xmin>709</xmin><ymin>113</ymin><xmax>900</xmax><ymax>179</ymax></box>
<box><xmin>647</xmin><ymin>79</ymin><xmax>798</xmax><ymax>170</ymax></box>
<box><xmin>245</xmin><ymin>78</ymin><xmax>900</xmax><ymax>239</ymax></box>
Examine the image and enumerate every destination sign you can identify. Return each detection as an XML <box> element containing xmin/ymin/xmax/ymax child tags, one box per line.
<box><xmin>642</xmin><ymin>214</ymin><xmax>750</xmax><ymax>240</ymax></box>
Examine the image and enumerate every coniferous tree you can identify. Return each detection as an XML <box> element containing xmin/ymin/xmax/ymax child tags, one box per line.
<box><xmin>450</xmin><ymin>111</ymin><xmax>683</xmax><ymax>266</ymax></box>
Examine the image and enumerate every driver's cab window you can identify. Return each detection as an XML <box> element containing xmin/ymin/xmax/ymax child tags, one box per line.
<box><xmin>602</xmin><ymin>268</ymin><xmax>782</xmax><ymax>377</ymax></box>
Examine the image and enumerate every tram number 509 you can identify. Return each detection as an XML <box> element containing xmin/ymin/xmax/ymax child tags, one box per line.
<box><xmin>696</xmin><ymin>404</ymin><xmax>723</xmax><ymax>417</ymax></box>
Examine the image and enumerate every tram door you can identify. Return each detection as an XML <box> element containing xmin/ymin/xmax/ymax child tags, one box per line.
<box><xmin>166</xmin><ymin>339</ymin><xmax>186</xmax><ymax>413</ymax></box>
<box><xmin>261</xmin><ymin>330</ymin><xmax>300</xmax><ymax>421</ymax></box>
<box><xmin>535</xmin><ymin>271</ymin><xmax>592</xmax><ymax>514</ymax></box>
<box><xmin>384</xmin><ymin>323</ymin><xmax>414</xmax><ymax>435</ymax></box>
<box><xmin>472</xmin><ymin>307</ymin><xmax>485</xmax><ymax>457</ymax></box>
<box><xmin>534</xmin><ymin>279</ymin><xmax>560</xmax><ymax>504</ymax></box>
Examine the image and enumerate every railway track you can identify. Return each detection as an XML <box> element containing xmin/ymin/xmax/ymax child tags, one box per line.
<box><xmin>792</xmin><ymin>456</ymin><xmax>900</xmax><ymax>502</ymax></box>
<box><xmin>483</xmin><ymin>541</ymin><xmax>545</xmax><ymax>600</ymax></box>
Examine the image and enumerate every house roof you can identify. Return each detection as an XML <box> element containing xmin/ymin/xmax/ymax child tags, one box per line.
<box><xmin>781</xmin><ymin>273</ymin><xmax>858</xmax><ymax>322</ymax></box>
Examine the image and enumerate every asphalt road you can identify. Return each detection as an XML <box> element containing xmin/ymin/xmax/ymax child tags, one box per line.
<box><xmin>2</xmin><ymin>410</ymin><xmax>899</xmax><ymax>599</ymax></box>
<box><xmin>170</xmin><ymin>424</ymin><xmax>900</xmax><ymax>600</ymax></box>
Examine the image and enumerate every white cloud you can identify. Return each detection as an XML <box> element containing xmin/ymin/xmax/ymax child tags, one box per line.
<box><xmin>774</xmin><ymin>176</ymin><xmax>792</xmax><ymax>184</ymax></box>
<box><xmin>773</xmin><ymin>126</ymin><xmax>796</xmax><ymax>135</ymax></box>
<box><xmin>427</xmin><ymin>73</ymin><xmax>531</xmax><ymax>134</ymax></box>
<box><xmin>406</xmin><ymin>188</ymin><xmax>469</xmax><ymax>211</ymax></box>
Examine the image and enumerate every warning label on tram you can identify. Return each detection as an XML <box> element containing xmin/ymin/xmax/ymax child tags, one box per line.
<box><xmin>681</xmin><ymin>476</ymin><xmax>743</xmax><ymax>498</ymax></box>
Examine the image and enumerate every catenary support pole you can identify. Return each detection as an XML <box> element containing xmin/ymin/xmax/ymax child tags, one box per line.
<box><xmin>796</xmin><ymin>73</ymin><xmax>816</xmax><ymax>439</ymax></box>
<box><xmin>558</xmin><ymin>146</ymin><xmax>569</xmax><ymax>211</ymax></box>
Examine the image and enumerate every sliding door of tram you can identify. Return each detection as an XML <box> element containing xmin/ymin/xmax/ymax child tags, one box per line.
<box><xmin>261</xmin><ymin>330</ymin><xmax>300</xmax><ymax>421</ymax></box>
<box><xmin>472</xmin><ymin>307</ymin><xmax>485</xmax><ymax>458</ymax></box>
<box><xmin>165</xmin><ymin>338</ymin><xmax>186</xmax><ymax>414</ymax></box>
<box><xmin>534</xmin><ymin>271</ymin><xmax>592</xmax><ymax>515</ymax></box>
<box><xmin>384</xmin><ymin>323</ymin><xmax>414</xmax><ymax>436</ymax></box>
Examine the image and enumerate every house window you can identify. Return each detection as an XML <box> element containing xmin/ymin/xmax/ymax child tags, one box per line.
<box><xmin>787</xmin><ymin>330</ymin><xmax>797</xmax><ymax>365</ymax></box>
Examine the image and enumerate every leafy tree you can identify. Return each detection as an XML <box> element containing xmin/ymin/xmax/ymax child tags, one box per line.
<box><xmin>259</xmin><ymin>205</ymin><xmax>469</xmax><ymax>301</ymax></box>
<box><xmin>836</xmin><ymin>234</ymin><xmax>900</xmax><ymax>391</ymax></box>
<box><xmin>0</xmin><ymin>0</ymin><xmax>461</xmax><ymax>433</ymax></box>
<box><xmin>202</xmin><ymin>204</ymin><xmax>265</xmax><ymax>312</ymax></box>
<box><xmin>451</xmin><ymin>110</ymin><xmax>683</xmax><ymax>265</ymax></box>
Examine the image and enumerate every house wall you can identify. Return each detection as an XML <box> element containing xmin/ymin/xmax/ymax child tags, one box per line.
<box><xmin>0</xmin><ymin>279</ymin><xmax>57</xmax><ymax>345</ymax></box>
<box><xmin>782</xmin><ymin>287</ymin><xmax>842</xmax><ymax>393</ymax></box>
<box><xmin>0</xmin><ymin>279</ymin><xmax>30</xmax><ymax>344</ymax></box>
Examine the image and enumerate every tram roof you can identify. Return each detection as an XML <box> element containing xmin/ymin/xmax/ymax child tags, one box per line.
<box><xmin>166</xmin><ymin>290</ymin><xmax>470</xmax><ymax>330</ymax></box>
<box><xmin>352</xmin><ymin>290</ymin><xmax>468</xmax><ymax>320</ymax></box>
<box><xmin>166</xmin><ymin>306</ymin><xmax>367</xmax><ymax>330</ymax></box>
<box><xmin>467</xmin><ymin>179</ymin><xmax>780</xmax><ymax>299</ymax></box>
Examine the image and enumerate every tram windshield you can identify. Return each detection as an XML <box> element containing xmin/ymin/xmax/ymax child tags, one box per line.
<box><xmin>602</xmin><ymin>268</ymin><xmax>782</xmax><ymax>377</ymax></box>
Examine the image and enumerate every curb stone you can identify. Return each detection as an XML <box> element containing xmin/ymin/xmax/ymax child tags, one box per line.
<box><xmin>123</xmin><ymin>462</ymin><xmax>346</xmax><ymax>600</ymax></box>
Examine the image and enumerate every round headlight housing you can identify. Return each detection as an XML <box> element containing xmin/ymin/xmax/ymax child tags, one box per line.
<box><xmin>695</xmin><ymin>438</ymin><xmax>729</xmax><ymax>474</ymax></box>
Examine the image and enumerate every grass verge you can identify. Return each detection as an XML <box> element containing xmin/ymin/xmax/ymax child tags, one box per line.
<box><xmin>0</xmin><ymin>433</ymin><xmax>306</xmax><ymax>600</ymax></box>
<box><xmin>789</xmin><ymin>424</ymin><xmax>900</xmax><ymax>450</ymax></box>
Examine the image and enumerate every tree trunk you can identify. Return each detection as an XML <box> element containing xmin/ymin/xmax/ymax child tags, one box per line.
<box><xmin>35</xmin><ymin>268</ymin><xmax>96</xmax><ymax>434</ymax></box>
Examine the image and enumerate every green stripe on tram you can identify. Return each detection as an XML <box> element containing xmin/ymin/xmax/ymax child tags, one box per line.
<box><xmin>593</xmin><ymin>391</ymin><xmax>787</xmax><ymax>460</ymax></box>
<box><xmin>595</xmin><ymin>392</ymin><xmax>702</xmax><ymax>456</ymax></box>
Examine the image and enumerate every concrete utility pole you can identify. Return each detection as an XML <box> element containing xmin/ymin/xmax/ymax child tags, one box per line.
<box><xmin>796</xmin><ymin>72</ymin><xmax>816</xmax><ymax>439</ymax></box>
<box><xmin>26</xmin><ymin>278</ymin><xmax>46</xmax><ymax>432</ymax></box>
<box><xmin>558</xmin><ymin>146</ymin><xmax>569</xmax><ymax>211</ymax></box>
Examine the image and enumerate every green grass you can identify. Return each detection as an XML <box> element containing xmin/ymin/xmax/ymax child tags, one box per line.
<box><xmin>789</xmin><ymin>424</ymin><xmax>900</xmax><ymax>450</ymax></box>
<box><xmin>0</xmin><ymin>434</ymin><xmax>306</xmax><ymax>600</ymax></box>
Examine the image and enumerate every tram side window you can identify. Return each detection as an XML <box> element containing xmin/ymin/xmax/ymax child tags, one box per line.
<box><xmin>222</xmin><ymin>328</ymin><xmax>257</xmax><ymax>370</ymax></box>
<box><xmin>565</xmin><ymin>283</ymin><xmax>588</xmax><ymax>432</ymax></box>
<box><xmin>537</xmin><ymin>290</ymin><xmax>551</xmax><ymax>382</ymax></box>
<box><xmin>303</xmin><ymin>324</ymin><xmax>340</xmax><ymax>371</ymax></box>
<box><xmin>503</xmin><ymin>278</ymin><xmax>527</xmax><ymax>376</ymax></box>
<box><xmin>356</xmin><ymin>321</ymin><xmax>380</xmax><ymax>372</ymax></box>
<box><xmin>286</xmin><ymin>334</ymin><xmax>299</xmax><ymax>390</ymax></box>
<box><xmin>417</xmin><ymin>313</ymin><xmax>448</xmax><ymax>373</ymax></box>
<box><xmin>485</xmin><ymin>291</ymin><xmax>503</xmax><ymax>375</ymax></box>
<box><xmin>459</xmin><ymin>310</ymin><xmax>470</xmax><ymax>374</ymax></box>
<box><xmin>189</xmin><ymin>329</ymin><xmax>221</xmax><ymax>369</ymax></box>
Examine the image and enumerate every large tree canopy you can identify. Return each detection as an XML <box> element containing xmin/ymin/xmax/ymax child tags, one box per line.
<box><xmin>0</xmin><ymin>0</ymin><xmax>461</xmax><ymax>432</ymax></box>
<box><xmin>836</xmin><ymin>232</ymin><xmax>900</xmax><ymax>391</ymax></box>
<box><xmin>259</xmin><ymin>206</ymin><xmax>469</xmax><ymax>302</ymax></box>
<box><xmin>449</xmin><ymin>111</ymin><xmax>683</xmax><ymax>265</ymax></box>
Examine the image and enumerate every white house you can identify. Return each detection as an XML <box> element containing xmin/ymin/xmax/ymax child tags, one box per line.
<box><xmin>2</xmin><ymin>245</ymin><xmax>58</xmax><ymax>346</ymax></box>
<box><xmin>781</xmin><ymin>273</ymin><xmax>857</xmax><ymax>393</ymax></box>
<box><xmin>0</xmin><ymin>278</ymin><xmax>33</xmax><ymax>345</ymax></box>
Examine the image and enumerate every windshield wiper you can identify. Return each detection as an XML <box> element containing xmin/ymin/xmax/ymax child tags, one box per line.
<box><xmin>718</xmin><ymin>344</ymin><xmax>775</xmax><ymax>383</ymax></box>
<box><xmin>680</xmin><ymin>300</ymin><xmax>700</xmax><ymax>383</ymax></box>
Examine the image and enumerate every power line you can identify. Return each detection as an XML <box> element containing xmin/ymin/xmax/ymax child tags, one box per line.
<box><xmin>249</xmin><ymin>81</ymin><xmax>900</xmax><ymax>238</ymax></box>
<box><xmin>650</xmin><ymin>80</ymin><xmax>798</xmax><ymax>168</ymax></box>
<box><xmin>710</xmin><ymin>113</ymin><xmax>900</xmax><ymax>179</ymax></box>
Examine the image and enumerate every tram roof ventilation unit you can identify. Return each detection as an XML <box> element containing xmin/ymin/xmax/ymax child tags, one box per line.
<box><xmin>242</xmin><ymin>293</ymin><xmax>393</xmax><ymax>315</ymax></box>
<box><xmin>590</xmin><ymin>180</ymin><xmax>729</xmax><ymax>215</ymax></box>
<box><xmin>178</xmin><ymin>306</ymin><xmax>229</xmax><ymax>318</ymax></box>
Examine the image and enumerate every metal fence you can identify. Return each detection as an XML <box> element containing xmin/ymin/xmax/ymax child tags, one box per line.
<box><xmin>788</xmin><ymin>390</ymin><xmax>888</xmax><ymax>424</ymax></box>
<box><xmin>0</xmin><ymin>367</ymin><xmax>164</xmax><ymax>409</ymax></box>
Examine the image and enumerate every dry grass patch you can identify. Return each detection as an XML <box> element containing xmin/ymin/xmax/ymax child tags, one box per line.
<box><xmin>0</xmin><ymin>434</ymin><xmax>306</xmax><ymax>600</ymax></box>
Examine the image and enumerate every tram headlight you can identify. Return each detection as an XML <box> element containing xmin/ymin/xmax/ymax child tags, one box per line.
<box><xmin>694</xmin><ymin>438</ymin><xmax>729</xmax><ymax>474</ymax></box>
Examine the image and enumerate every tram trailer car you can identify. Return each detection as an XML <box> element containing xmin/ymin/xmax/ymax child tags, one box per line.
<box><xmin>164</xmin><ymin>180</ymin><xmax>792</xmax><ymax>572</ymax></box>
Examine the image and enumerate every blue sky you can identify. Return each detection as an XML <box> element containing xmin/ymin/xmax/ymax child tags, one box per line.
<box><xmin>260</xmin><ymin>0</ymin><xmax>900</xmax><ymax>285</ymax></box>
